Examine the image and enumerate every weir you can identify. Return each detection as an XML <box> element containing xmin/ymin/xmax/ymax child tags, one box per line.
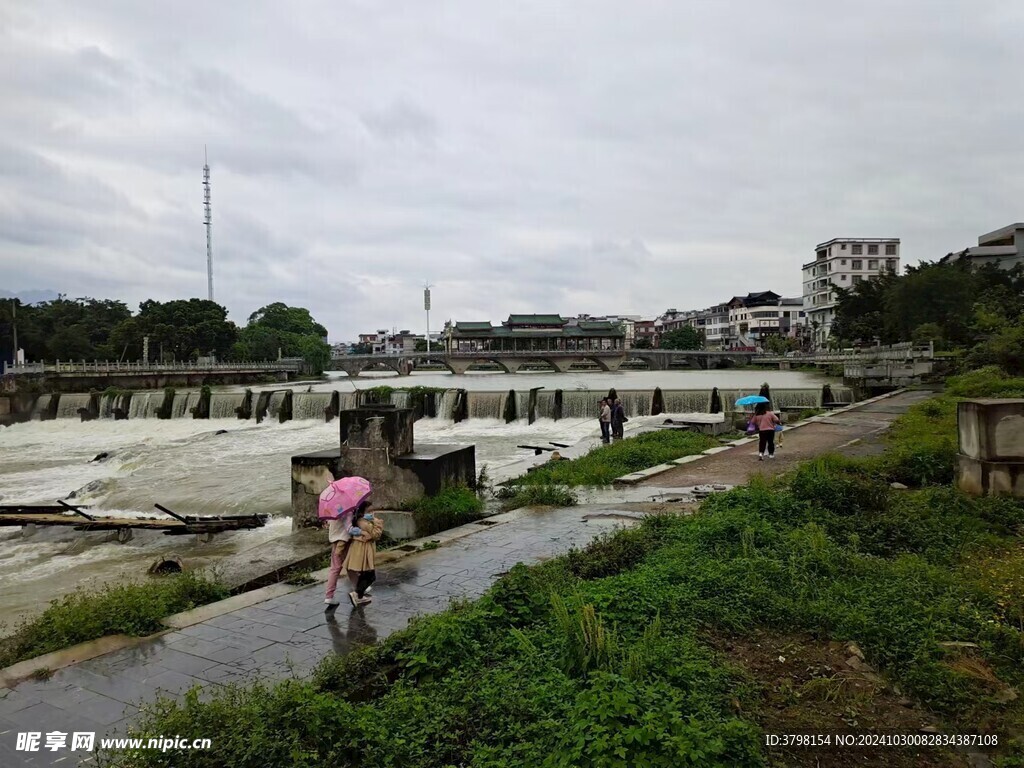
<box><xmin>15</xmin><ymin>385</ymin><xmax>855</xmax><ymax>425</ymax></box>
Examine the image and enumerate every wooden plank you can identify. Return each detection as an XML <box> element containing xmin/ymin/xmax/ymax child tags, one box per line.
<box><xmin>57</xmin><ymin>499</ymin><xmax>96</xmax><ymax>521</ymax></box>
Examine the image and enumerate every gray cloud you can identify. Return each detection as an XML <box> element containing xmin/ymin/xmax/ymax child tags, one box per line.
<box><xmin>2</xmin><ymin>0</ymin><xmax>1023</xmax><ymax>341</ymax></box>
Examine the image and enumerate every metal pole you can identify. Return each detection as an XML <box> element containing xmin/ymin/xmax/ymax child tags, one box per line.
<box><xmin>10</xmin><ymin>299</ymin><xmax>16</xmax><ymax>365</ymax></box>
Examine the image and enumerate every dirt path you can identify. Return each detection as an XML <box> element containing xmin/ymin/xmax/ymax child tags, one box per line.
<box><xmin>642</xmin><ymin>390</ymin><xmax>935</xmax><ymax>488</ymax></box>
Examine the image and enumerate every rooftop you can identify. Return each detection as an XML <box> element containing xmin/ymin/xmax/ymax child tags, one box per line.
<box><xmin>814</xmin><ymin>237</ymin><xmax>901</xmax><ymax>249</ymax></box>
<box><xmin>506</xmin><ymin>314</ymin><xmax>565</xmax><ymax>326</ymax></box>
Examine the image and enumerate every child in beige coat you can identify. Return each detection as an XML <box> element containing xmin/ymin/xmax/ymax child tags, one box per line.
<box><xmin>343</xmin><ymin>503</ymin><xmax>384</xmax><ymax>606</ymax></box>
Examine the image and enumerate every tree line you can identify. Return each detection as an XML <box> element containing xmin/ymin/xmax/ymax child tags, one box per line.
<box><xmin>831</xmin><ymin>260</ymin><xmax>1024</xmax><ymax>374</ymax></box>
<box><xmin>0</xmin><ymin>298</ymin><xmax>332</xmax><ymax>373</ymax></box>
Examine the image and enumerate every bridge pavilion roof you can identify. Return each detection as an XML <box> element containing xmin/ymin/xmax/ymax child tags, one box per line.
<box><xmin>450</xmin><ymin>319</ymin><xmax>622</xmax><ymax>338</ymax></box>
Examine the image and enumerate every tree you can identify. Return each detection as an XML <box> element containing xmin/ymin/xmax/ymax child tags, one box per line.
<box><xmin>764</xmin><ymin>335</ymin><xmax>798</xmax><ymax>355</ymax></box>
<box><xmin>632</xmin><ymin>337</ymin><xmax>653</xmax><ymax>350</ymax></box>
<box><xmin>235</xmin><ymin>303</ymin><xmax>331</xmax><ymax>373</ymax></box>
<box><xmin>114</xmin><ymin>299</ymin><xmax>237</xmax><ymax>361</ymax></box>
<box><xmin>659</xmin><ymin>327</ymin><xmax>702</xmax><ymax>350</ymax></box>
<box><xmin>414</xmin><ymin>339</ymin><xmax>429</xmax><ymax>352</ymax></box>
<box><xmin>13</xmin><ymin>297</ymin><xmax>131</xmax><ymax>360</ymax></box>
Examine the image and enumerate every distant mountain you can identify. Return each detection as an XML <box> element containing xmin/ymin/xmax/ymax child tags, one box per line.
<box><xmin>0</xmin><ymin>289</ymin><xmax>60</xmax><ymax>305</ymax></box>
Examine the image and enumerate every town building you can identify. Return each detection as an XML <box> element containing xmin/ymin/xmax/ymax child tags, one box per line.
<box><xmin>940</xmin><ymin>223</ymin><xmax>1024</xmax><ymax>271</ymax></box>
<box><xmin>567</xmin><ymin>314</ymin><xmax>640</xmax><ymax>348</ymax></box>
<box><xmin>803</xmin><ymin>237</ymin><xmax>900</xmax><ymax>347</ymax></box>
<box><xmin>633</xmin><ymin>319</ymin><xmax>658</xmax><ymax>348</ymax></box>
<box><xmin>445</xmin><ymin>314</ymin><xmax>625</xmax><ymax>353</ymax></box>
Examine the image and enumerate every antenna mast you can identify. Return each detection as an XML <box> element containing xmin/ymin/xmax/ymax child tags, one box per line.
<box><xmin>203</xmin><ymin>147</ymin><xmax>214</xmax><ymax>302</ymax></box>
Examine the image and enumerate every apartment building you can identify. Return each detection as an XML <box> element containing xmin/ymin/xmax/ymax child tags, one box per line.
<box><xmin>698</xmin><ymin>303</ymin><xmax>731</xmax><ymax>349</ymax></box>
<box><xmin>803</xmin><ymin>237</ymin><xmax>900</xmax><ymax>347</ymax></box>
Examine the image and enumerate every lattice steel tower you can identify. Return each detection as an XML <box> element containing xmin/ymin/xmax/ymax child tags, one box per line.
<box><xmin>203</xmin><ymin>147</ymin><xmax>214</xmax><ymax>301</ymax></box>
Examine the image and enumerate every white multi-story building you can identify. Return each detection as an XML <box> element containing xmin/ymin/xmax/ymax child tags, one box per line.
<box><xmin>940</xmin><ymin>223</ymin><xmax>1024</xmax><ymax>271</ymax></box>
<box><xmin>803</xmin><ymin>237</ymin><xmax>900</xmax><ymax>347</ymax></box>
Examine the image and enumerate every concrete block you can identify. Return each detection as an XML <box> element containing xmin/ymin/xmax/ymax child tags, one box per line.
<box><xmin>375</xmin><ymin>510</ymin><xmax>417</xmax><ymax>540</ymax></box>
<box><xmin>958</xmin><ymin>399</ymin><xmax>1024</xmax><ymax>462</ymax></box>
<box><xmin>702</xmin><ymin>446</ymin><xmax>732</xmax><ymax>455</ymax></box>
<box><xmin>956</xmin><ymin>454</ymin><xmax>1024</xmax><ymax>497</ymax></box>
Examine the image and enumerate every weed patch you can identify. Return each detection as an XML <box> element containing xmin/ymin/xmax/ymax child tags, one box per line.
<box><xmin>405</xmin><ymin>484</ymin><xmax>484</xmax><ymax>537</ymax></box>
<box><xmin>0</xmin><ymin>572</ymin><xmax>227</xmax><ymax>668</ymax></box>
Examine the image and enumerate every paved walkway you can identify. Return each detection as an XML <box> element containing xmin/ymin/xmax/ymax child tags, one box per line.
<box><xmin>642</xmin><ymin>390</ymin><xmax>933</xmax><ymax>488</ymax></box>
<box><xmin>0</xmin><ymin>507</ymin><xmax>632</xmax><ymax>766</ymax></box>
<box><xmin>0</xmin><ymin>389</ymin><xmax>930</xmax><ymax>766</ymax></box>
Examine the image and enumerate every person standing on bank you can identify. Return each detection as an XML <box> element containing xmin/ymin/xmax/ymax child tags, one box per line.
<box><xmin>344</xmin><ymin>501</ymin><xmax>384</xmax><ymax>607</ymax></box>
<box><xmin>751</xmin><ymin>402</ymin><xmax>781</xmax><ymax>461</ymax></box>
<box><xmin>599</xmin><ymin>398</ymin><xmax>612</xmax><ymax>443</ymax></box>
<box><xmin>611</xmin><ymin>398</ymin><xmax>627</xmax><ymax>440</ymax></box>
<box><xmin>324</xmin><ymin>516</ymin><xmax>355</xmax><ymax>607</ymax></box>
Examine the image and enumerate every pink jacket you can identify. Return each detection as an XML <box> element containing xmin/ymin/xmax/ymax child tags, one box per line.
<box><xmin>751</xmin><ymin>411</ymin><xmax>780</xmax><ymax>431</ymax></box>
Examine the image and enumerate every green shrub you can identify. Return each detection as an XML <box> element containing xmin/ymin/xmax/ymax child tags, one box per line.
<box><xmin>788</xmin><ymin>455</ymin><xmax>890</xmax><ymax>515</ymax></box>
<box><xmin>566</xmin><ymin>526</ymin><xmax>655</xmax><ymax>580</ymax></box>
<box><xmin>499</xmin><ymin>484</ymin><xmax>578</xmax><ymax>510</ymax></box>
<box><xmin>0</xmin><ymin>572</ymin><xmax>228</xmax><ymax>667</ymax></box>
<box><xmin>408</xmin><ymin>484</ymin><xmax>484</xmax><ymax>537</ymax></box>
<box><xmin>945</xmin><ymin>366</ymin><xmax>1024</xmax><ymax>398</ymax></box>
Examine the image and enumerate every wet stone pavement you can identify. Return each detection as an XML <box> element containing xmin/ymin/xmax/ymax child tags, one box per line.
<box><xmin>0</xmin><ymin>506</ymin><xmax>637</xmax><ymax>767</ymax></box>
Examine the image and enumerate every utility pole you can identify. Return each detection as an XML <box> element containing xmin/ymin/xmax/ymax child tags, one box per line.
<box><xmin>203</xmin><ymin>146</ymin><xmax>214</xmax><ymax>302</ymax></box>
<box><xmin>424</xmin><ymin>282</ymin><xmax>432</xmax><ymax>353</ymax></box>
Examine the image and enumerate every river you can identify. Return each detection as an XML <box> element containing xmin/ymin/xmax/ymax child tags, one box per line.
<box><xmin>0</xmin><ymin>369</ymin><xmax>836</xmax><ymax>631</ymax></box>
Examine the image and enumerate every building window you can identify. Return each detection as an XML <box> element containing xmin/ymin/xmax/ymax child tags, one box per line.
<box><xmin>868</xmin><ymin>259</ymin><xmax>878</xmax><ymax>269</ymax></box>
<box><xmin>852</xmin><ymin>275</ymin><xmax>863</xmax><ymax>284</ymax></box>
<box><xmin>867</xmin><ymin>244</ymin><xmax>879</xmax><ymax>255</ymax></box>
<box><xmin>852</xmin><ymin>244</ymin><xmax>862</xmax><ymax>255</ymax></box>
<box><xmin>840</xmin><ymin>243</ymin><xmax>846</xmax><ymax>250</ymax></box>
<box><xmin>841</xmin><ymin>275</ymin><xmax>847</xmax><ymax>281</ymax></box>
<box><xmin>841</xmin><ymin>259</ymin><xmax>847</xmax><ymax>265</ymax></box>
<box><xmin>886</xmin><ymin>259</ymin><xmax>897</xmax><ymax>271</ymax></box>
<box><xmin>885</xmin><ymin>244</ymin><xmax>897</xmax><ymax>255</ymax></box>
<box><xmin>851</xmin><ymin>259</ymin><xmax>862</xmax><ymax>270</ymax></box>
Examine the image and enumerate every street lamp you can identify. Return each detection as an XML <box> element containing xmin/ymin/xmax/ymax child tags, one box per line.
<box><xmin>424</xmin><ymin>282</ymin><xmax>432</xmax><ymax>354</ymax></box>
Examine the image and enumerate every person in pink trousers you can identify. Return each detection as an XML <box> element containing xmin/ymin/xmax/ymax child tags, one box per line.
<box><xmin>324</xmin><ymin>513</ymin><xmax>355</xmax><ymax>606</ymax></box>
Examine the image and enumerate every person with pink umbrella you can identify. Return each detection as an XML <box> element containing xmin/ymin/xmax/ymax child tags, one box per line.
<box><xmin>318</xmin><ymin>476</ymin><xmax>373</xmax><ymax>607</ymax></box>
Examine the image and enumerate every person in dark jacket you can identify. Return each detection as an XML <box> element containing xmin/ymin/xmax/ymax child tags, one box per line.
<box><xmin>611</xmin><ymin>398</ymin><xmax>626</xmax><ymax>440</ymax></box>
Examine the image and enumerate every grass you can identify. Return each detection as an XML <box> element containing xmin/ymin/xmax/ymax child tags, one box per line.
<box><xmin>497</xmin><ymin>484</ymin><xmax>579</xmax><ymax>510</ymax></box>
<box><xmin>99</xmin><ymin>373</ymin><xmax>1024</xmax><ymax>766</ymax></box>
<box><xmin>507</xmin><ymin>429</ymin><xmax>716</xmax><ymax>487</ymax></box>
<box><xmin>0</xmin><ymin>572</ymin><xmax>228</xmax><ymax>668</ymax></box>
<box><xmin>405</xmin><ymin>484</ymin><xmax>484</xmax><ymax>537</ymax></box>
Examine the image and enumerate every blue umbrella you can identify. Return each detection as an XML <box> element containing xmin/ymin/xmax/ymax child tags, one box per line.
<box><xmin>735</xmin><ymin>395</ymin><xmax>769</xmax><ymax>406</ymax></box>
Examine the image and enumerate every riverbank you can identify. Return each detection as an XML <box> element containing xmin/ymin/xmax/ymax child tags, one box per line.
<box><xmin>3</xmin><ymin>387</ymin><xmax>981</xmax><ymax>767</ymax></box>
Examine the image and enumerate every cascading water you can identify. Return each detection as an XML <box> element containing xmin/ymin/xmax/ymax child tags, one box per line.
<box><xmin>771</xmin><ymin>389</ymin><xmax>823</xmax><ymax>410</ymax></box>
<box><xmin>616</xmin><ymin>391</ymin><xmax>652</xmax><ymax>417</ymax></box>
<box><xmin>292</xmin><ymin>392</ymin><xmax>331</xmax><ymax>420</ymax></box>
<box><xmin>662</xmin><ymin>390</ymin><xmax>712</xmax><ymax>414</ymax></box>
<box><xmin>172</xmin><ymin>392</ymin><xmax>200</xmax><ymax>419</ymax></box>
<box><xmin>56</xmin><ymin>394</ymin><xmax>92</xmax><ymax>419</ymax></box>
<box><xmin>467</xmin><ymin>391</ymin><xmax>508</xmax><ymax>420</ymax></box>
<box><xmin>209</xmin><ymin>393</ymin><xmax>245</xmax><ymax>419</ymax></box>
<box><xmin>31</xmin><ymin>395</ymin><xmax>52</xmax><ymax>419</ymax></box>
<box><xmin>535</xmin><ymin>391</ymin><xmax>557</xmax><ymax>420</ymax></box>
<box><xmin>516</xmin><ymin>391</ymin><xmax>532</xmax><ymax>421</ymax></box>
<box><xmin>128</xmin><ymin>392</ymin><xmax>161</xmax><ymax>419</ymax></box>
<box><xmin>338</xmin><ymin>392</ymin><xmax>359</xmax><ymax>412</ymax></box>
<box><xmin>267</xmin><ymin>391</ymin><xmax>287</xmax><ymax>420</ymax></box>
<box><xmin>831</xmin><ymin>386</ymin><xmax>854</xmax><ymax>404</ymax></box>
<box><xmin>436</xmin><ymin>389</ymin><xmax>458</xmax><ymax>420</ymax></box>
<box><xmin>390</xmin><ymin>391</ymin><xmax>411</xmax><ymax>409</ymax></box>
<box><xmin>560</xmin><ymin>390</ymin><xmax>600</xmax><ymax>418</ymax></box>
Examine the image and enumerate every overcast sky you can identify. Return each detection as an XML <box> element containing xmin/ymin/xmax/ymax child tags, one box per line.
<box><xmin>2</xmin><ymin>1</ymin><xmax>1023</xmax><ymax>341</ymax></box>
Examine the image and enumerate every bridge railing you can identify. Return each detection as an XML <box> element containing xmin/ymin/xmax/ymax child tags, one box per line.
<box><xmin>752</xmin><ymin>342</ymin><xmax>933</xmax><ymax>364</ymax></box>
<box><xmin>2</xmin><ymin>360</ymin><xmax>302</xmax><ymax>375</ymax></box>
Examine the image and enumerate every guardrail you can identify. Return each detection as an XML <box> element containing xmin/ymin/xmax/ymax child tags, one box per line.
<box><xmin>2</xmin><ymin>360</ymin><xmax>302</xmax><ymax>375</ymax></box>
<box><xmin>753</xmin><ymin>342</ymin><xmax>933</xmax><ymax>364</ymax></box>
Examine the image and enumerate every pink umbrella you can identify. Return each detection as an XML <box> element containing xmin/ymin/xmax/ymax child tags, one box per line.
<box><xmin>318</xmin><ymin>476</ymin><xmax>372</xmax><ymax>523</ymax></box>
